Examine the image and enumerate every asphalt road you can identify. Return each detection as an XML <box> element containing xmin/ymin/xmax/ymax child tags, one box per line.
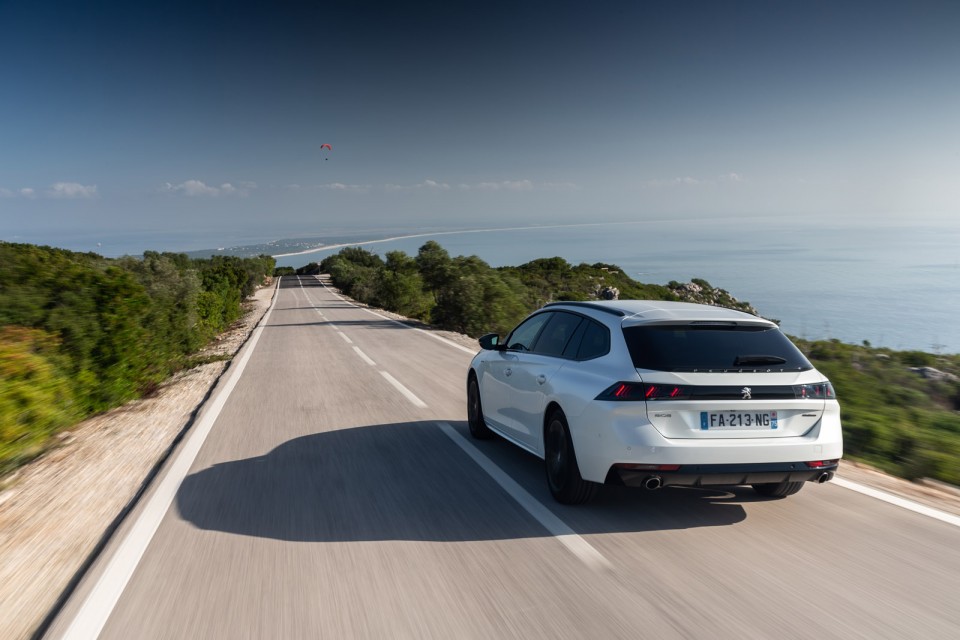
<box><xmin>47</xmin><ymin>276</ymin><xmax>960</xmax><ymax>639</ymax></box>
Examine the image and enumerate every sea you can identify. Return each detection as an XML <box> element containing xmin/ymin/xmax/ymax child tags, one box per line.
<box><xmin>271</xmin><ymin>216</ymin><xmax>960</xmax><ymax>355</ymax></box>
<box><xmin>11</xmin><ymin>215</ymin><xmax>957</xmax><ymax>354</ymax></box>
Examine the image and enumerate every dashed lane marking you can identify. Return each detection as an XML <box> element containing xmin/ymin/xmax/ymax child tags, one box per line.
<box><xmin>315</xmin><ymin>276</ymin><xmax>476</xmax><ymax>355</ymax></box>
<box><xmin>362</xmin><ymin>307</ymin><xmax>476</xmax><ymax>354</ymax></box>
<box><xmin>353</xmin><ymin>346</ymin><xmax>376</xmax><ymax>366</ymax></box>
<box><xmin>436</xmin><ymin>421</ymin><xmax>611</xmax><ymax>571</ymax></box>
<box><xmin>380</xmin><ymin>371</ymin><xmax>428</xmax><ymax>408</ymax></box>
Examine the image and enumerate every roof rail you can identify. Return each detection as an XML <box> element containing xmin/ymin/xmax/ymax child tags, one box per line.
<box><xmin>543</xmin><ymin>301</ymin><xmax>626</xmax><ymax>317</ymax></box>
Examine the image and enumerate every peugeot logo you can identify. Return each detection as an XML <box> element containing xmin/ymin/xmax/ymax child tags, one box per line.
<box><xmin>742</xmin><ymin>387</ymin><xmax>752</xmax><ymax>400</ymax></box>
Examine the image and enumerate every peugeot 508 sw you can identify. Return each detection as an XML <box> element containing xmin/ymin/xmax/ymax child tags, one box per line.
<box><xmin>466</xmin><ymin>300</ymin><xmax>842</xmax><ymax>504</ymax></box>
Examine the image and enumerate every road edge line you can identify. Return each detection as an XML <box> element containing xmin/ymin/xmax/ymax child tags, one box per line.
<box><xmin>56</xmin><ymin>279</ymin><xmax>282</xmax><ymax>640</ymax></box>
<box><xmin>315</xmin><ymin>275</ymin><xmax>475</xmax><ymax>354</ymax></box>
<box><xmin>832</xmin><ymin>477</ymin><xmax>960</xmax><ymax>528</ymax></box>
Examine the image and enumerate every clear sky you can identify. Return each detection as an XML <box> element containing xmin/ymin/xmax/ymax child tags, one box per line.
<box><xmin>2</xmin><ymin>0</ymin><xmax>959</xmax><ymax>255</ymax></box>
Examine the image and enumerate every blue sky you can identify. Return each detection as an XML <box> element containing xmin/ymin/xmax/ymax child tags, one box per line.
<box><xmin>2</xmin><ymin>0</ymin><xmax>959</xmax><ymax>255</ymax></box>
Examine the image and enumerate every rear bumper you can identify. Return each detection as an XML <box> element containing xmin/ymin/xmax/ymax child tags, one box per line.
<box><xmin>608</xmin><ymin>461</ymin><xmax>839</xmax><ymax>488</ymax></box>
<box><xmin>570</xmin><ymin>402</ymin><xmax>844</xmax><ymax>484</ymax></box>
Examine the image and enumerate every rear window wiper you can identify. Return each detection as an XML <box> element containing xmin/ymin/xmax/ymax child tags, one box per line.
<box><xmin>734</xmin><ymin>355</ymin><xmax>787</xmax><ymax>366</ymax></box>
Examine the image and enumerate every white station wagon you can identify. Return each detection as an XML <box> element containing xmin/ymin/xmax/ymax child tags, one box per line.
<box><xmin>466</xmin><ymin>300</ymin><xmax>843</xmax><ymax>504</ymax></box>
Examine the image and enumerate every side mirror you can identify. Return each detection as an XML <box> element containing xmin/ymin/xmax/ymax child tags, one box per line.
<box><xmin>478</xmin><ymin>333</ymin><xmax>502</xmax><ymax>350</ymax></box>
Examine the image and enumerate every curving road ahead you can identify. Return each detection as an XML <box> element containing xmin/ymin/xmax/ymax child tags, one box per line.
<box><xmin>47</xmin><ymin>276</ymin><xmax>960</xmax><ymax>639</ymax></box>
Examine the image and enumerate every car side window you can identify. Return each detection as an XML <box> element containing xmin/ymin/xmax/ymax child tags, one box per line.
<box><xmin>505</xmin><ymin>313</ymin><xmax>552</xmax><ymax>352</ymax></box>
<box><xmin>577</xmin><ymin>320</ymin><xmax>610</xmax><ymax>360</ymax></box>
<box><xmin>562</xmin><ymin>320</ymin><xmax>589</xmax><ymax>358</ymax></box>
<box><xmin>533</xmin><ymin>312</ymin><xmax>583</xmax><ymax>357</ymax></box>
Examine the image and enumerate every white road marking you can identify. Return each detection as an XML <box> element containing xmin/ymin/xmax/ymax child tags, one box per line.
<box><xmin>436</xmin><ymin>422</ymin><xmax>611</xmax><ymax>571</ymax></box>
<box><xmin>314</xmin><ymin>276</ymin><xmax>475</xmax><ymax>355</ymax></box>
<box><xmin>352</xmin><ymin>346</ymin><xmax>376</xmax><ymax>366</ymax></box>
<box><xmin>60</xmin><ymin>279</ymin><xmax>282</xmax><ymax>640</ymax></box>
<box><xmin>362</xmin><ymin>308</ymin><xmax>477</xmax><ymax>354</ymax></box>
<box><xmin>337</xmin><ymin>331</ymin><xmax>353</xmax><ymax>344</ymax></box>
<box><xmin>297</xmin><ymin>277</ymin><xmax>325</xmax><ymax>317</ymax></box>
<box><xmin>832</xmin><ymin>477</ymin><xmax>960</xmax><ymax>528</ymax></box>
<box><xmin>379</xmin><ymin>371</ymin><xmax>428</xmax><ymax>408</ymax></box>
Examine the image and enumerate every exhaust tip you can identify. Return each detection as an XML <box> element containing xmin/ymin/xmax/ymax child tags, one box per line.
<box><xmin>643</xmin><ymin>476</ymin><xmax>663</xmax><ymax>490</ymax></box>
<box><xmin>816</xmin><ymin>471</ymin><xmax>833</xmax><ymax>484</ymax></box>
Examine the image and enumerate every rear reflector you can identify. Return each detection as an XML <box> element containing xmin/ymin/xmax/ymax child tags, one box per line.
<box><xmin>805</xmin><ymin>459</ymin><xmax>839</xmax><ymax>468</ymax></box>
<box><xmin>614</xmin><ymin>463</ymin><xmax>681</xmax><ymax>471</ymax></box>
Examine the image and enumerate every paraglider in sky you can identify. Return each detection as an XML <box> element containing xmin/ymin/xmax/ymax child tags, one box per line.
<box><xmin>321</xmin><ymin>143</ymin><xmax>332</xmax><ymax>160</ymax></box>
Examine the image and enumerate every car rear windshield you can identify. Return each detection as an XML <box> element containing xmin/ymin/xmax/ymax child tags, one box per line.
<box><xmin>622</xmin><ymin>324</ymin><xmax>813</xmax><ymax>372</ymax></box>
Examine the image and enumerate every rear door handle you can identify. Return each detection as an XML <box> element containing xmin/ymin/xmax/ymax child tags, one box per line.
<box><xmin>504</xmin><ymin>368</ymin><xmax>512</xmax><ymax>377</ymax></box>
<box><xmin>537</xmin><ymin>374</ymin><xmax>546</xmax><ymax>384</ymax></box>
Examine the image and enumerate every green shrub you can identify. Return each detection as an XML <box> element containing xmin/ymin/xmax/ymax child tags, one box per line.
<box><xmin>0</xmin><ymin>327</ymin><xmax>81</xmax><ymax>474</ymax></box>
<box><xmin>0</xmin><ymin>242</ymin><xmax>274</xmax><ymax>476</ymax></box>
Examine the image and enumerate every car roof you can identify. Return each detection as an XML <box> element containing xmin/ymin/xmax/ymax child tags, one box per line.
<box><xmin>543</xmin><ymin>300</ymin><xmax>775</xmax><ymax>327</ymax></box>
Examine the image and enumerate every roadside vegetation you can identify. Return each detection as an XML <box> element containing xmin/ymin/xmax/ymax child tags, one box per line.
<box><xmin>0</xmin><ymin>242</ymin><xmax>274</xmax><ymax>476</ymax></box>
<box><xmin>308</xmin><ymin>241</ymin><xmax>960</xmax><ymax>486</ymax></box>
<box><xmin>305</xmin><ymin>242</ymin><xmax>756</xmax><ymax>337</ymax></box>
<box><xmin>794</xmin><ymin>339</ymin><xmax>960</xmax><ymax>485</ymax></box>
<box><xmin>3</xmin><ymin>240</ymin><xmax>957</xmax><ymax>487</ymax></box>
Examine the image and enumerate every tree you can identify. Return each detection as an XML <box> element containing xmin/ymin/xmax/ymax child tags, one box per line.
<box><xmin>415</xmin><ymin>241</ymin><xmax>454</xmax><ymax>305</ymax></box>
<box><xmin>430</xmin><ymin>256</ymin><xmax>527</xmax><ymax>336</ymax></box>
<box><xmin>377</xmin><ymin>252</ymin><xmax>432</xmax><ymax>319</ymax></box>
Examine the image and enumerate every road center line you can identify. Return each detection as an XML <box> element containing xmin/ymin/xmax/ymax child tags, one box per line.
<box><xmin>298</xmin><ymin>278</ymin><xmax>330</xmax><ymax>319</ymax></box>
<box><xmin>337</xmin><ymin>331</ymin><xmax>353</xmax><ymax>344</ymax></box>
<box><xmin>379</xmin><ymin>371</ymin><xmax>427</xmax><ymax>408</ymax></box>
<box><xmin>60</xmin><ymin>278</ymin><xmax>282</xmax><ymax>640</ymax></box>
<box><xmin>832</xmin><ymin>477</ymin><xmax>960</xmax><ymax>528</ymax></box>
<box><xmin>436</xmin><ymin>421</ymin><xmax>611</xmax><ymax>571</ymax></box>
<box><xmin>352</xmin><ymin>346</ymin><xmax>376</xmax><ymax>366</ymax></box>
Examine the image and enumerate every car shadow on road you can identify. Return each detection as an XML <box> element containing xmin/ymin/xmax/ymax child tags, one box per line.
<box><xmin>176</xmin><ymin>421</ymin><xmax>749</xmax><ymax>542</ymax></box>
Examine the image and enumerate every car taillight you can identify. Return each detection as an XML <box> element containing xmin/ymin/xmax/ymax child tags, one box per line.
<box><xmin>596</xmin><ymin>382</ymin><xmax>646</xmax><ymax>400</ymax></box>
<box><xmin>596</xmin><ymin>382</ymin><xmax>690</xmax><ymax>401</ymax></box>
<box><xmin>793</xmin><ymin>382</ymin><xmax>836</xmax><ymax>399</ymax></box>
<box><xmin>805</xmin><ymin>459</ymin><xmax>839</xmax><ymax>468</ymax></box>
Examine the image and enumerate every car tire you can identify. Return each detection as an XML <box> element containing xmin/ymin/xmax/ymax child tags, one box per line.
<box><xmin>544</xmin><ymin>410</ymin><xmax>599</xmax><ymax>505</ymax></box>
<box><xmin>467</xmin><ymin>375</ymin><xmax>493</xmax><ymax>439</ymax></box>
<box><xmin>751</xmin><ymin>480</ymin><xmax>805</xmax><ymax>498</ymax></box>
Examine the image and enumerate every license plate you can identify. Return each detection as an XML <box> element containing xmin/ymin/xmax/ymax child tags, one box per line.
<box><xmin>700</xmin><ymin>411</ymin><xmax>778</xmax><ymax>430</ymax></box>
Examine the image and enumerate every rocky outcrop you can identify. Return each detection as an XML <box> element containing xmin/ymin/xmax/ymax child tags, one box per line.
<box><xmin>910</xmin><ymin>366</ymin><xmax>960</xmax><ymax>383</ymax></box>
<box><xmin>598</xmin><ymin>286</ymin><xmax>620</xmax><ymax>300</ymax></box>
<box><xmin>668</xmin><ymin>279</ymin><xmax>761</xmax><ymax>317</ymax></box>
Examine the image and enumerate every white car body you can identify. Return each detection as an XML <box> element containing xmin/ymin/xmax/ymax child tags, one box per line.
<box><xmin>467</xmin><ymin>300</ymin><xmax>843</xmax><ymax>503</ymax></box>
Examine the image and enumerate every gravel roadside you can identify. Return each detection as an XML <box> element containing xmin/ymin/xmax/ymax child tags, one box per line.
<box><xmin>1</xmin><ymin>280</ymin><xmax>957</xmax><ymax>639</ymax></box>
